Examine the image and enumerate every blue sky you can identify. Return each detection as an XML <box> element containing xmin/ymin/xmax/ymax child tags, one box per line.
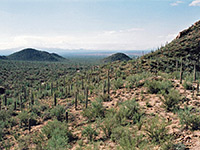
<box><xmin>0</xmin><ymin>0</ymin><xmax>200</xmax><ymax>52</ymax></box>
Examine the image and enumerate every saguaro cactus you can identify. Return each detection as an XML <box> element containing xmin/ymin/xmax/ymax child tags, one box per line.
<box><xmin>107</xmin><ymin>70</ymin><xmax>110</xmax><ymax>95</ymax></box>
<box><xmin>54</xmin><ymin>93</ymin><xmax>57</xmax><ymax>106</ymax></box>
<box><xmin>75</xmin><ymin>91</ymin><xmax>78</xmax><ymax>110</ymax></box>
<box><xmin>51</xmin><ymin>82</ymin><xmax>53</xmax><ymax>96</ymax></box>
<box><xmin>85</xmin><ymin>87</ymin><xmax>88</xmax><ymax>109</ymax></box>
<box><xmin>0</xmin><ymin>98</ymin><xmax>1</xmax><ymax>110</ymax></box>
<box><xmin>180</xmin><ymin>59</ymin><xmax>183</xmax><ymax>84</ymax></box>
<box><xmin>28</xmin><ymin>118</ymin><xmax>31</xmax><ymax>132</ymax></box>
<box><xmin>66</xmin><ymin>111</ymin><xmax>68</xmax><ymax>123</ymax></box>
<box><xmin>31</xmin><ymin>92</ymin><xmax>34</xmax><ymax>105</ymax></box>
<box><xmin>4</xmin><ymin>95</ymin><xmax>7</xmax><ymax>106</ymax></box>
<box><xmin>193</xmin><ymin>62</ymin><xmax>196</xmax><ymax>82</ymax></box>
<box><xmin>14</xmin><ymin>100</ymin><xmax>17</xmax><ymax>110</ymax></box>
<box><xmin>103</xmin><ymin>80</ymin><xmax>106</xmax><ymax>95</ymax></box>
<box><xmin>81</xmin><ymin>76</ymin><xmax>84</xmax><ymax>90</ymax></box>
<box><xmin>20</xmin><ymin>95</ymin><xmax>23</xmax><ymax>111</ymax></box>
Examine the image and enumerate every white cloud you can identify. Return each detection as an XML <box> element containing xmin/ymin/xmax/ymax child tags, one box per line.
<box><xmin>0</xmin><ymin>27</ymin><xmax>175</xmax><ymax>51</ymax></box>
<box><xmin>170</xmin><ymin>1</ymin><xmax>183</xmax><ymax>6</ymax></box>
<box><xmin>189</xmin><ymin>0</ymin><xmax>200</xmax><ymax>6</ymax></box>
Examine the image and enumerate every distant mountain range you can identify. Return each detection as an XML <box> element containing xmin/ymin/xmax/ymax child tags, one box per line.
<box><xmin>102</xmin><ymin>53</ymin><xmax>131</xmax><ymax>63</ymax></box>
<box><xmin>0</xmin><ymin>48</ymin><xmax>66</xmax><ymax>62</ymax></box>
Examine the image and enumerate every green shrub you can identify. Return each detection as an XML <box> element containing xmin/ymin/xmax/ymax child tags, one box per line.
<box><xmin>183</xmin><ymin>81</ymin><xmax>193</xmax><ymax>90</ymax></box>
<box><xmin>162</xmin><ymin>89</ymin><xmax>181</xmax><ymax>111</ymax></box>
<box><xmin>144</xmin><ymin>116</ymin><xmax>171</xmax><ymax>144</ymax></box>
<box><xmin>99</xmin><ymin>94</ymin><xmax>111</xmax><ymax>102</ymax></box>
<box><xmin>31</xmin><ymin>105</ymin><xmax>42</xmax><ymax>116</ymax></box>
<box><xmin>42</xmin><ymin>120</ymin><xmax>73</xmax><ymax>147</ymax></box>
<box><xmin>0</xmin><ymin>110</ymin><xmax>15</xmax><ymax>141</ymax></box>
<box><xmin>118</xmin><ymin>129</ymin><xmax>148</xmax><ymax>150</ymax></box>
<box><xmin>111</xmin><ymin>126</ymin><xmax>126</xmax><ymax>142</ymax></box>
<box><xmin>46</xmin><ymin>128</ymin><xmax>70</xmax><ymax>150</ymax></box>
<box><xmin>145</xmin><ymin>80</ymin><xmax>173</xmax><ymax>94</ymax></box>
<box><xmin>101</xmin><ymin>113</ymin><xmax>119</xmax><ymax>138</ymax></box>
<box><xmin>82</xmin><ymin>125</ymin><xmax>98</xmax><ymax>141</ymax></box>
<box><xmin>50</xmin><ymin>105</ymin><xmax>65</xmax><ymax>121</ymax></box>
<box><xmin>178</xmin><ymin>107</ymin><xmax>200</xmax><ymax>130</ymax></box>
<box><xmin>126</xmin><ymin>72</ymin><xmax>153</xmax><ymax>89</ymax></box>
<box><xmin>18</xmin><ymin>135</ymin><xmax>32</xmax><ymax>150</ymax></box>
<box><xmin>18</xmin><ymin>111</ymin><xmax>30</xmax><ymax>127</ymax></box>
<box><xmin>115</xmin><ymin>99</ymin><xmax>143</xmax><ymax>125</ymax></box>
<box><xmin>113</xmin><ymin>78</ymin><xmax>124</xmax><ymax>89</ymax></box>
<box><xmin>82</xmin><ymin>99</ymin><xmax>105</xmax><ymax>122</ymax></box>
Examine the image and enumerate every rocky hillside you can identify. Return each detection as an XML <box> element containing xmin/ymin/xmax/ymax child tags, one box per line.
<box><xmin>102</xmin><ymin>53</ymin><xmax>131</xmax><ymax>63</ymax></box>
<box><xmin>5</xmin><ymin>48</ymin><xmax>66</xmax><ymax>62</ymax></box>
<box><xmin>144</xmin><ymin>20</ymin><xmax>200</xmax><ymax>63</ymax></box>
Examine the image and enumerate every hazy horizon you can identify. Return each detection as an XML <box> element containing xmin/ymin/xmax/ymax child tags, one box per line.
<box><xmin>0</xmin><ymin>0</ymin><xmax>200</xmax><ymax>52</ymax></box>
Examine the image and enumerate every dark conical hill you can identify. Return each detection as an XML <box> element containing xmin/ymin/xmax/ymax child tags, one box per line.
<box><xmin>102</xmin><ymin>53</ymin><xmax>131</xmax><ymax>63</ymax></box>
<box><xmin>6</xmin><ymin>48</ymin><xmax>66</xmax><ymax>62</ymax></box>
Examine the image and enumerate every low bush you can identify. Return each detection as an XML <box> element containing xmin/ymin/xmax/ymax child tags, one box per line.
<box><xmin>18</xmin><ymin>111</ymin><xmax>30</xmax><ymax>127</ymax></box>
<box><xmin>82</xmin><ymin>99</ymin><xmax>105</xmax><ymax>122</ymax></box>
<box><xmin>162</xmin><ymin>89</ymin><xmax>181</xmax><ymax>111</ymax></box>
<box><xmin>82</xmin><ymin>125</ymin><xmax>98</xmax><ymax>141</ymax></box>
<box><xmin>115</xmin><ymin>99</ymin><xmax>143</xmax><ymax>125</ymax></box>
<box><xmin>145</xmin><ymin>80</ymin><xmax>173</xmax><ymax>94</ymax></box>
<box><xmin>144</xmin><ymin>116</ymin><xmax>171</xmax><ymax>144</ymax></box>
<box><xmin>178</xmin><ymin>107</ymin><xmax>200</xmax><ymax>130</ymax></box>
<box><xmin>183</xmin><ymin>81</ymin><xmax>193</xmax><ymax>90</ymax></box>
<box><xmin>113</xmin><ymin>78</ymin><xmax>124</xmax><ymax>89</ymax></box>
<box><xmin>42</xmin><ymin>120</ymin><xmax>73</xmax><ymax>149</ymax></box>
<box><xmin>101</xmin><ymin>113</ymin><xmax>119</xmax><ymax>138</ymax></box>
<box><xmin>50</xmin><ymin>105</ymin><xmax>65</xmax><ymax>121</ymax></box>
<box><xmin>117</xmin><ymin>129</ymin><xmax>149</xmax><ymax>150</ymax></box>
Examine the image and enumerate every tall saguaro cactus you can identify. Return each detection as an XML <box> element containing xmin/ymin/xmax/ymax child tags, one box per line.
<box><xmin>107</xmin><ymin>69</ymin><xmax>110</xmax><ymax>95</ymax></box>
<box><xmin>75</xmin><ymin>91</ymin><xmax>78</xmax><ymax>110</ymax></box>
<box><xmin>193</xmin><ymin>62</ymin><xmax>196</xmax><ymax>82</ymax></box>
<box><xmin>4</xmin><ymin>95</ymin><xmax>7</xmax><ymax>106</ymax></box>
<box><xmin>51</xmin><ymin>82</ymin><xmax>53</xmax><ymax>96</ymax></box>
<box><xmin>31</xmin><ymin>92</ymin><xmax>34</xmax><ymax>105</ymax></box>
<box><xmin>66</xmin><ymin>111</ymin><xmax>68</xmax><ymax>123</ymax></box>
<box><xmin>85</xmin><ymin>87</ymin><xmax>88</xmax><ymax>109</ymax></box>
<box><xmin>81</xmin><ymin>76</ymin><xmax>84</xmax><ymax>90</ymax></box>
<box><xmin>54</xmin><ymin>93</ymin><xmax>57</xmax><ymax>106</ymax></box>
<box><xmin>180</xmin><ymin>59</ymin><xmax>183</xmax><ymax>84</ymax></box>
<box><xmin>20</xmin><ymin>95</ymin><xmax>23</xmax><ymax>111</ymax></box>
<box><xmin>14</xmin><ymin>100</ymin><xmax>17</xmax><ymax>110</ymax></box>
<box><xmin>103</xmin><ymin>80</ymin><xmax>106</xmax><ymax>95</ymax></box>
<box><xmin>0</xmin><ymin>98</ymin><xmax>1</xmax><ymax>110</ymax></box>
<box><xmin>28</xmin><ymin>118</ymin><xmax>31</xmax><ymax>132</ymax></box>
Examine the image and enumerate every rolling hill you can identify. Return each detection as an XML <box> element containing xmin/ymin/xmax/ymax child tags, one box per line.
<box><xmin>1</xmin><ymin>48</ymin><xmax>66</xmax><ymax>62</ymax></box>
<box><xmin>102</xmin><ymin>52</ymin><xmax>131</xmax><ymax>63</ymax></box>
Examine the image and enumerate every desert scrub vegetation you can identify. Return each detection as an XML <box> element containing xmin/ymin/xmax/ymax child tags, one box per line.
<box><xmin>161</xmin><ymin>89</ymin><xmax>181</xmax><ymax>111</ymax></box>
<box><xmin>125</xmin><ymin>72</ymin><xmax>153</xmax><ymax>89</ymax></box>
<box><xmin>144</xmin><ymin>116</ymin><xmax>172</xmax><ymax>145</ymax></box>
<box><xmin>42</xmin><ymin>120</ymin><xmax>73</xmax><ymax>149</ymax></box>
<box><xmin>50</xmin><ymin>105</ymin><xmax>65</xmax><ymax>121</ymax></box>
<box><xmin>113</xmin><ymin>78</ymin><xmax>124</xmax><ymax>89</ymax></box>
<box><xmin>145</xmin><ymin>79</ymin><xmax>173</xmax><ymax>94</ymax></box>
<box><xmin>115</xmin><ymin>99</ymin><xmax>144</xmax><ymax>125</ymax></box>
<box><xmin>178</xmin><ymin>107</ymin><xmax>200</xmax><ymax>130</ymax></box>
<box><xmin>82</xmin><ymin>125</ymin><xmax>98</xmax><ymax>142</ymax></box>
<box><xmin>82</xmin><ymin>99</ymin><xmax>105</xmax><ymax>122</ymax></box>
